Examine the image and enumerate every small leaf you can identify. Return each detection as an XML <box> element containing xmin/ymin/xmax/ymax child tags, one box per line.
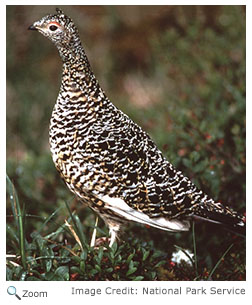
<box><xmin>194</xmin><ymin>159</ymin><xmax>208</xmax><ymax>173</ymax></box>
<box><xmin>154</xmin><ymin>260</ymin><xmax>166</xmax><ymax>268</ymax></box>
<box><xmin>126</xmin><ymin>267</ymin><xmax>137</xmax><ymax>276</ymax></box>
<box><xmin>95</xmin><ymin>264</ymin><xmax>101</xmax><ymax>272</ymax></box>
<box><xmin>80</xmin><ymin>250</ymin><xmax>87</xmax><ymax>261</ymax></box>
<box><xmin>150</xmin><ymin>271</ymin><xmax>157</xmax><ymax>280</ymax></box>
<box><xmin>132</xmin><ymin>275</ymin><xmax>144</xmax><ymax>281</ymax></box>
<box><xmin>89</xmin><ymin>269</ymin><xmax>98</xmax><ymax>277</ymax></box>
<box><xmin>142</xmin><ymin>248</ymin><xmax>150</xmax><ymax>261</ymax></box>
<box><xmin>55</xmin><ymin>266</ymin><xmax>69</xmax><ymax>281</ymax></box>
<box><xmin>128</xmin><ymin>260</ymin><xmax>134</xmax><ymax>269</ymax></box>
<box><xmin>97</xmin><ymin>247</ymin><xmax>104</xmax><ymax>263</ymax></box>
<box><xmin>126</xmin><ymin>251</ymin><xmax>135</xmax><ymax>264</ymax></box>
<box><xmin>111</xmin><ymin>241</ymin><xmax>117</xmax><ymax>253</ymax></box>
<box><xmin>126</xmin><ymin>260</ymin><xmax>137</xmax><ymax>276</ymax></box>
<box><xmin>70</xmin><ymin>266</ymin><xmax>81</xmax><ymax>274</ymax></box>
<box><xmin>80</xmin><ymin>260</ymin><xmax>85</xmax><ymax>273</ymax></box>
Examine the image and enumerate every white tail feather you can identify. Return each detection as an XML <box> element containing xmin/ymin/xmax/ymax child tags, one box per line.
<box><xmin>102</xmin><ymin>195</ymin><xmax>190</xmax><ymax>232</ymax></box>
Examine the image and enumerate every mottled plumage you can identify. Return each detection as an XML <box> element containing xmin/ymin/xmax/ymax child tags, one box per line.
<box><xmin>29</xmin><ymin>8</ymin><xmax>245</xmax><ymax>246</ymax></box>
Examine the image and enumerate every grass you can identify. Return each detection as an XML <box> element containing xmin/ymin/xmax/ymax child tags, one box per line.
<box><xmin>192</xmin><ymin>222</ymin><xmax>198</xmax><ymax>278</ymax></box>
<box><xmin>6</xmin><ymin>5</ymin><xmax>245</xmax><ymax>280</ymax></box>
<box><xmin>6</xmin><ymin>175</ymin><xmax>244</xmax><ymax>281</ymax></box>
<box><xmin>207</xmin><ymin>243</ymin><xmax>234</xmax><ymax>281</ymax></box>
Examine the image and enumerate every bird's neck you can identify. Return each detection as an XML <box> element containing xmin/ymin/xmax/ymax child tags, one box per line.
<box><xmin>58</xmin><ymin>39</ymin><xmax>90</xmax><ymax>66</ymax></box>
<box><xmin>57</xmin><ymin>44</ymin><xmax>106</xmax><ymax>109</ymax></box>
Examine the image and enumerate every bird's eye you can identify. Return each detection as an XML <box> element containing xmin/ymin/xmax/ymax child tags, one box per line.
<box><xmin>49</xmin><ymin>25</ymin><xmax>58</xmax><ymax>31</ymax></box>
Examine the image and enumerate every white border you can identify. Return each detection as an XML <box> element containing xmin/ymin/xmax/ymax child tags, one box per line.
<box><xmin>2</xmin><ymin>1</ymin><xmax>250</xmax><ymax>304</ymax></box>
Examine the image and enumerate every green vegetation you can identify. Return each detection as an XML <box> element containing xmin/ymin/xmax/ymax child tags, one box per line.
<box><xmin>7</xmin><ymin>5</ymin><xmax>245</xmax><ymax>280</ymax></box>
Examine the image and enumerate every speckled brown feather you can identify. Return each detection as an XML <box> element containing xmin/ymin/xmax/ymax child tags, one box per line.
<box><xmin>29</xmin><ymin>8</ymin><xmax>245</xmax><ymax>243</ymax></box>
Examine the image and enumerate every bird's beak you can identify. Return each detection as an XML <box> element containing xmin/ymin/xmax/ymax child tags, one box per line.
<box><xmin>28</xmin><ymin>24</ymin><xmax>37</xmax><ymax>31</ymax></box>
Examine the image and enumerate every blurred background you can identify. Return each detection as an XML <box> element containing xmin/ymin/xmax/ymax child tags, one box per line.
<box><xmin>6</xmin><ymin>5</ymin><xmax>245</xmax><ymax>280</ymax></box>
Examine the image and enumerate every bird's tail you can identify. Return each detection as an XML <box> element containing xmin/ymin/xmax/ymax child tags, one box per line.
<box><xmin>192</xmin><ymin>200</ymin><xmax>245</xmax><ymax>236</ymax></box>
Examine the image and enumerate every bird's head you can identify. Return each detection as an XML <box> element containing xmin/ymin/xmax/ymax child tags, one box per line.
<box><xmin>28</xmin><ymin>8</ymin><xmax>80</xmax><ymax>50</ymax></box>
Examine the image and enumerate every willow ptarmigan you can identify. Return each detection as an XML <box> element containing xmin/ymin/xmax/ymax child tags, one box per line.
<box><xmin>29</xmin><ymin>8</ymin><xmax>245</xmax><ymax>246</ymax></box>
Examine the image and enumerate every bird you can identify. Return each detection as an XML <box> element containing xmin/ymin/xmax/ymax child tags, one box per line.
<box><xmin>28</xmin><ymin>8</ymin><xmax>245</xmax><ymax>247</ymax></box>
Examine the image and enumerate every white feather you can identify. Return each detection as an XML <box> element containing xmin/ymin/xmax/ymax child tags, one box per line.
<box><xmin>101</xmin><ymin>195</ymin><xmax>190</xmax><ymax>232</ymax></box>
